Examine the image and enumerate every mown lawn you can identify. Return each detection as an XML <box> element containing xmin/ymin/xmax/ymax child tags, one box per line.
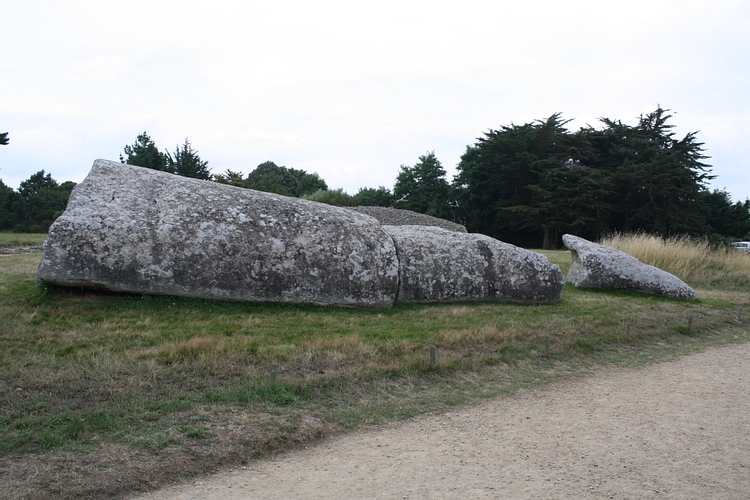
<box><xmin>1</xmin><ymin>249</ymin><xmax>748</xmax><ymax>499</ymax></box>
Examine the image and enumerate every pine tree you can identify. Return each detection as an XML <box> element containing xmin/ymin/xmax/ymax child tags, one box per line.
<box><xmin>165</xmin><ymin>138</ymin><xmax>211</xmax><ymax>180</ymax></box>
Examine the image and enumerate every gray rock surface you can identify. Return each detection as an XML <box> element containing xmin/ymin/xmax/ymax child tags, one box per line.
<box><xmin>383</xmin><ymin>225</ymin><xmax>564</xmax><ymax>303</ymax></box>
<box><xmin>562</xmin><ymin>234</ymin><xmax>696</xmax><ymax>300</ymax></box>
<box><xmin>349</xmin><ymin>206</ymin><xmax>466</xmax><ymax>233</ymax></box>
<box><xmin>37</xmin><ymin>160</ymin><xmax>400</xmax><ymax>308</ymax></box>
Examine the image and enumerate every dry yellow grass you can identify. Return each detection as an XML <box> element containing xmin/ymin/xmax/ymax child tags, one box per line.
<box><xmin>600</xmin><ymin>232</ymin><xmax>750</xmax><ymax>289</ymax></box>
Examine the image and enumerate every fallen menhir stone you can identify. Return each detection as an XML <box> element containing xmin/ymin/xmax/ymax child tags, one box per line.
<box><xmin>384</xmin><ymin>225</ymin><xmax>565</xmax><ymax>303</ymax></box>
<box><xmin>562</xmin><ymin>234</ymin><xmax>696</xmax><ymax>300</ymax></box>
<box><xmin>349</xmin><ymin>206</ymin><xmax>467</xmax><ymax>233</ymax></box>
<box><xmin>37</xmin><ymin>160</ymin><xmax>400</xmax><ymax>308</ymax></box>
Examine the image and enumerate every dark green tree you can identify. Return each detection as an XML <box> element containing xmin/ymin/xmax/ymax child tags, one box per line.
<box><xmin>354</xmin><ymin>186</ymin><xmax>394</xmax><ymax>207</ymax></box>
<box><xmin>698</xmin><ymin>189</ymin><xmax>750</xmax><ymax>240</ymax></box>
<box><xmin>244</xmin><ymin>162</ymin><xmax>328</xmax><ymax>197</ymax></box>
<box><xmin>288</xmin><ymin>168</ymin><xmax>328</xmax><ymax>197</ymax></box>
<box><xmin>10</xmin><ymin>171</ymin><xmax>75</xmax><ymax>232</ymax></box>
<box><xmin>510</xmin><ymin>123</ymin><xmax>616</xmax><ymax>247</ymax></box>
<box><xmin>246</xmin><ymin>161</ymin><xmax>299</xmax><ymax>196</ymax></box>
<box><xmin>0</xmin><ymin>132</ymin><xmax>9</xmax><ymax>145</ymax></box>
<box><xmin>393</xmin><ymin>151</ymin><xmax>453</xmax><ymax>220</ymax></box>
<box><xmin>454</xmin><ymin>114</ymin><xmax>575</xmax><ymax>245</ymax></box>
<box><xmin>0</xmin><ymin>179</ymin><xmax>20</xmax><ymax>230</ymax></box>
<box><xmin>120</xmin><ymin>132</ymin><xmax>167</xmax><ymax>171</ymax></box>
<box><xmin>165</xmin><ymin>138</ymin><xmax>211</xmax><ymax>180</ymax></box>
<box><xmin>593</xmin><ymin>107</ymin><xmax>713</xmax><ymax>235</ymax></box>
<box><xmin>19</xmin><ymin>170</ymin><xmax>58</xmax><ymax>197</ymax></box>
<box><xmin>454</xmin><ymin>108</ymin><xmax>718</xmax><ymax>247</ymax></box>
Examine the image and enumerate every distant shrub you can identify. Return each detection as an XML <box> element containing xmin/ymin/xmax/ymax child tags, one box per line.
<box><xmin>302</xmin><ymin>188</ymin><xmax>356</xmax><ymax>207</ymax></box>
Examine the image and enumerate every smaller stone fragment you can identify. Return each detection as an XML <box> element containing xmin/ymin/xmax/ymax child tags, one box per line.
<box><xmin>562</xmin><ymin>234</ymin><xmax>696</xmax><ymax>300</ymax></box>
<box><xmin>384</xmin><ymin>225</ymin><xmax>565</xmax><ymax>303</ymax></box>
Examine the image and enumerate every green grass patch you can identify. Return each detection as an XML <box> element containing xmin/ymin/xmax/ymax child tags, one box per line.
<box><xmin>0</xmin><ymin>233</ymin><xmax>47</xmax><ymax>246</ymax></box>
<box><xmin>1</xmin><ymin>250</ymin><xmax>749</xmax><ymax>498</ymax></box>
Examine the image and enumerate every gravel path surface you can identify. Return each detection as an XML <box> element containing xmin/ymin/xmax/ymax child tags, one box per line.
<box><xmin>0</xmin><ymin>245</ymin><xmax>43</xmax><ymax>255</ymax></box>
<box><xmin>133</xmin><ymin>342</ymin><xmax>750</xmax><ymax>499</ymax></box>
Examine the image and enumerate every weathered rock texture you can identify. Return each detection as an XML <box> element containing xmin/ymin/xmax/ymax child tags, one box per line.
<box><xmin>562</xmin><ymin>234</ymin><xmax>696</xmax><ymax>300</ymax></box>
<box><xmin>384</xmin><ymin>225</ymin><xmax>564</xmax><ymax>303</ymax></box>
<box><xmin>37</xmin><ymin>160</ymin><xmax>400</xmax><ymax>307</ymax></box>
<box><xmin>349</xmin><ymin>206</ymin><xmax>467</xmax><ymax>233</ymax></box>
<box><xmin>38</xmin><ymin>160</ymin><xmax>567</xmax><ymax>308</ymax></box>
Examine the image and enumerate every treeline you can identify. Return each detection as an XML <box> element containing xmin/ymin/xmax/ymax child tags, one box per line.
<box><xmin>300</xmin><ymin>107</ymin><xmax>750</xmax><ymax>248</ymax></box>
<box><xmin>2</xmin><ymin>108</ymin><xmax>750</xmax><ymax>246</ymax></box>
<box><xmin>119</xmin><ymin>132</ymin><xmax>394</xmax><ymax>205</ymax></box>
<box><xmin>453</xmin><ymin>108</ymin><xmax>750</xmax><ymax>247</ymax></box>
<box><xmin>0</xmin><ymin>171</ymin><xmax>76</xmax><ymax>232</ymax></box>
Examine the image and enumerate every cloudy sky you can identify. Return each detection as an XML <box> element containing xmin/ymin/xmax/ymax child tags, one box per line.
<box><xmin>2</xmin><ymin>0</ymin><xmax>749</xmax><ymax>202</ymax></box>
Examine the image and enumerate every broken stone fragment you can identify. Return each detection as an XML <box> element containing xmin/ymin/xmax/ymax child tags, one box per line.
<box><xmin>383</xmin><ymin>225</ymin><xmax>565</xmax><ymax>303</ymax></box>
<box><xmin>562</xmin><ymin>234</ymin><xmax>696</xmax><ymax>300</ymax></box>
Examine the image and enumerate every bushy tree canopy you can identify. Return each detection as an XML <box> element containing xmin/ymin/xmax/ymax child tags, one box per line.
<box><xmin>0</xmin><ymin>179</ymin><xmax>18</xmax><ymax>229</ymax></box>
<box><xmin>120</xmin><ymin>132</ymin><xmax>167</xmax><ymax>171</ymax></box>
<box><xmin>454</xmin><ymin>107</ymin><xmax>722</xmax><ymax>248</ymax></box>
<box><xmin>0</xmin><ymin>132</ymin><xmax>9</xmax><ymax>146</ymax></box>
<box><xmin>246</xmin><ymin>161</ymin><xmax>299</xmax><ymax>196</ymax></box>
<box><xmin>592</xmin><ymin>108</ymin><xmax>712</xmax><ymax>235</ymax></box>
<box><xmin>288</xmin><ymin>168</ymin><xmax>328</xmax><ymax>197</ymax></box>
<box><xmin>354</xmin><ymin>186</ymin><xmax>394</xmax><ymax>207</ymax></box>
<box><xmin>19</xmin><ymin>171</ymin><xmax>58</xmax><ymax>197</ymax></box>
<box><xmin>394</xmin><ymin>152</ymin><xmax>454</xmax><ymax>220</ymax></box>
<box><xmin>698</xmin><ymin>189</ymin><xmax>750</xmax><ymax>240</ymax></box>
<box><xmin>0</xmin><ymin>171</ymin><xmax>75</xmax><ymax>232</ymax></box>
<box><xmin>245</xmin><ymin>162</ymin><xmax>328</xmax><ymax>197</ymax></box>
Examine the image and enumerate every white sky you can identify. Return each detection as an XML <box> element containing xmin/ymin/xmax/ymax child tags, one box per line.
<box><xmin>2</xmin><ymin>0</ymin><xmax>749</xmax><ymax>202</ymax></box>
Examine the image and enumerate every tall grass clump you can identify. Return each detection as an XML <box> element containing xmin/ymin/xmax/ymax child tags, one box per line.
<box><xmin>600</xmin><ymin>232</ymin><xmax>750</xmax><ymax>289</ymax></box>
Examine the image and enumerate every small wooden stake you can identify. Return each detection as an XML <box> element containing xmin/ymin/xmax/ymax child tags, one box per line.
<box><xmin>268</xmin><ymin>364</ymin><xmax>278</xmax><ymax>390</ymax></box>
<box><xmin>738</xmin><ymin>306</ymin><xmax>744</xmax><ymax>321</ymax></box>
<box><xmin>545</xmin><ymin>337</ymin><xmax>550</xmax><ymax>357</ymax></box>
<box><xmin>430</xmin><ymin>346</ymin><xmax>437</xmax><ymax>368</ymax></box>
<box><xmin>687</xmin><ymin>317</ymin><xmax>693</xmax><ymax>329</ymax></box>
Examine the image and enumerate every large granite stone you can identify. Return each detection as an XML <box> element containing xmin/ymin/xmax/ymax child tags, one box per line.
<box><xmin>349</xmin><ymin>206</ymin><xmax>467</xmax><ymax>233</ymax></box>
<box><xmin>383</xmin><ymin>225</ymin><xmax>564</xmax><ymax>303</ymax></box>
<box><xmin>562</xmin><ymin>234</ymin><xmax>696</xmax><ymax>300</ymax></box>
<box><xmin>37</xmin><ymin>160</ymin><xmax>400</xmax><ymax>308</ymax></box>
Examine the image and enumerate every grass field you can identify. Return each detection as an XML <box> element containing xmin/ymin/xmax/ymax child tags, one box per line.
<box><xmin>0</xmin><ymin>232</ymin><xmax>47</xmax><ymax>246</ymax></box>
<box><xmin>1</xmin><ymin>242</ymin><xmax>748</xmax><ymax>498</ymax></box>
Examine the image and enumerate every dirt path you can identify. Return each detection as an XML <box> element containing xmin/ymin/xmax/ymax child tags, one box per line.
<box><xmin>0</xmin><ymin>245</ymin><xmax>43</xmax><ymax>255</ymax></box>
<box><xmin>133</xmin><ymin>342</ymin><xmax>750</xmax><ymax>499</ymax></box>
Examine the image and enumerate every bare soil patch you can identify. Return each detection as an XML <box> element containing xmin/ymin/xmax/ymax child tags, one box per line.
<box><xmin>133</xmin><ymin>342</ymin><xmax>750</xmax><ymax>499</ymax></box>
